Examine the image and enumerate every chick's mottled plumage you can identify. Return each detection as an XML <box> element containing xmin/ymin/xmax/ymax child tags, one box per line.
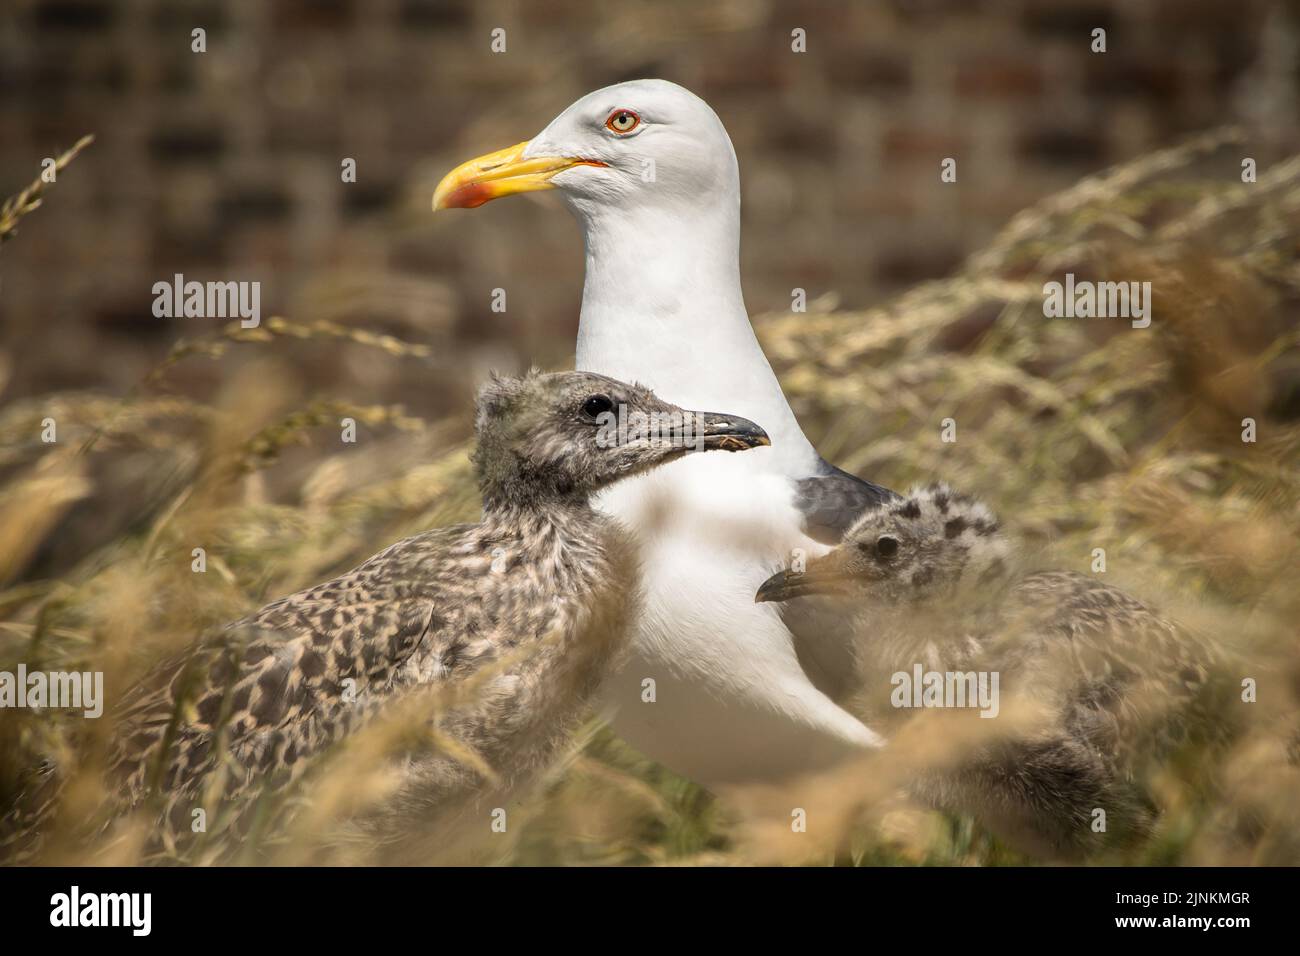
<box><xmin>4</xmin><ymin>370</ymin><xmax>768</xmax><ymax>861</ymax></box>
<box><xmin>109</xmin><ymin>515</ymin><xmax>631</xmax><ymax>855</ymax></box>
<box><xmin>757</xmin><ymin>483</ymin><xmax>1232</xmax><ymax>857</ymax></box>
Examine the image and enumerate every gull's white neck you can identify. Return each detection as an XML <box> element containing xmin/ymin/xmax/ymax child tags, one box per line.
<box><xmin>571</xmin><ymin>198</ymin><xmax>815</xmax><ymax>470</ymax></box>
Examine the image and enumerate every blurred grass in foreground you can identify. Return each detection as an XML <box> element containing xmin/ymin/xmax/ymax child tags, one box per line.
<box><xmin>1</xmin><ymin>128</ymin><xmax>1298</xmax><ymax>865</ymax></box>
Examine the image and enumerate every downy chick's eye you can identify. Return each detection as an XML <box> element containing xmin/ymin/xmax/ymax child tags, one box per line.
<box><xmin>582</xmin><ymin>394</ymin><xmax>615</xmax><ymax>419</ymax></box>
<box><xmin>605</xmin><ymin>109</ymin><xmax>640</xmax><ymax>134</ymax></box>
<box><xmin>875</xmin><ymin>535</ymin><xmax>900</xmax><ymax>559</ymax></box>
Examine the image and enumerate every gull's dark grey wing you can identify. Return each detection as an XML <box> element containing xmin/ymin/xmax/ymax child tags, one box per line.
<box><xmin>782</xmin><ymin>598</ymin><xmax>862</xmax><ymax>703</ymax></box>
<box><xmin>792</xmin><ymin>460</ymin><xmax>897</xmax><ymax>545</ymax></box>
<box><xmin>782</xmin><ymin>461</ymin><xmax>897</xmax><ymax>702</ymax></box>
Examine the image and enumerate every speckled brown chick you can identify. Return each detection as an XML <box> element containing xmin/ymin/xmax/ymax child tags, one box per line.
<box><xmin>756</xmin><ymin>483</ymin><xmax>1232</xmax><ymax>858</ymax></box>
<box><xmin>4</xmin><ymin>370</ymin><xmax>768</xmax><ymax>862</ymax></box>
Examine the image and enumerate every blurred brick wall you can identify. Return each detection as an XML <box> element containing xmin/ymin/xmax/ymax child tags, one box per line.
<box><xmin>1</xmin><ymin>0</ymin><xmax>1296</xmax><ymax>411</ymax></box>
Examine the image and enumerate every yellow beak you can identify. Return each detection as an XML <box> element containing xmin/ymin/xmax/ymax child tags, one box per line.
<box><xmin>432</xmin><ymin>141</ymin><xmax>604</xmax><ymax>211</ymax></box>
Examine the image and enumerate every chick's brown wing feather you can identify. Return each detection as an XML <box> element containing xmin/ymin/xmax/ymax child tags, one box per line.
<box><xmin>107</xmin><ymin>527</ymin><xmax>472</xmax><ymax>812</ymax></box>
<box><xmin>1001</xmin><ymin>570</ymin><xmax>1225</xmax><ymax>768</ymax></box>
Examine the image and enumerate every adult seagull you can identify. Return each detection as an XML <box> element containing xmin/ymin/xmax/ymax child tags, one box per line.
<box><xmin>434</xmin><ymin>79</ymin><xmax>894</xmax><ymax>786</ymax></box>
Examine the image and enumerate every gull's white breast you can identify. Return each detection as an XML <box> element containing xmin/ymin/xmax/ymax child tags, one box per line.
<box><xmin>593</xmin><ymin>448</ymin><xmax>882</xmax><ymax>785</ymax></box>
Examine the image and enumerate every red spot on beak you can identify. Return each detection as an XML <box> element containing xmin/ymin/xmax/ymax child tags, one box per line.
<box><xmin>441</xmin><ymin>182</ymin><xmax>496</xmax><ymax>209</ymax></box>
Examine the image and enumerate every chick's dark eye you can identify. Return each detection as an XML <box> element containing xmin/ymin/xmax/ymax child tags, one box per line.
<box><xmin>582</xmin><ymin>394</ymin><xmax>614</xmax><ymax>419</ymax></box>
<box><xmin>605</xmin><ymin>109</ymin><xmax>640</xmax><ymax>134</ymax></box>
<box><xmin>875</xmin><ymin>535</ymin><xmax>899</xmax><ymax>559</ymax></box>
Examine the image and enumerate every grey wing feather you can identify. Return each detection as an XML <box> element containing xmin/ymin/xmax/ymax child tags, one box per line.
<box><xmin>782</xmin><ymin>460</ymin><xmax>897</xmax><ymax>701</ymax></box>
<box><xmin>781</xmin><ymin>600</ymin><xmax>862</xmax><ymax>703</ymax></box>
<box><xmin>792</xmin><ymin>459</ymin><xmax>897</xmax><ymax>545</ymax></box>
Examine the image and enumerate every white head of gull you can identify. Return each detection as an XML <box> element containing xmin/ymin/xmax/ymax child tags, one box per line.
<box><xmin>435</xmin><ymin>79</ymin><xmax>894</xmax><ymax>785</ymax></box>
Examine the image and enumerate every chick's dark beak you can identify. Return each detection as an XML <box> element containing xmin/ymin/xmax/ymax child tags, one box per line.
<box><xmin>754</xmin><ymin>553</ymin><xmax>857</xmax><ymax>603</ymax></box>
<box><xmin>755</xmin><ymin>569</ymin><xmax>812</xmax><ymax>603</ymax></box>
<box><xmin>694</xmin><ymin>412</ymin><xmax>771</xmax><ymax>452</ymax></box>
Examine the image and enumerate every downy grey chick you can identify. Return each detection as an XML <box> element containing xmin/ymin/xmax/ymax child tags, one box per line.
<box><xmin>756</xmin><ymin>483</ymin><xmax>1230</xmax><ymax>858</ymax></box>
<box><xmin>4</xmin><ymin>370</ymin><xmax>768</xmax><ymax>862</ymax></box>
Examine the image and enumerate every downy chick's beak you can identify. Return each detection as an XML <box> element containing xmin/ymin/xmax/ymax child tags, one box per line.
<box><xmin>754</xmin><ymin>550</ymin><xmax>857</xmax><ymax>603</ymax></box>
<box><xmin>693</xmin><ymin>412</ymin><xmax>771</xmax><ymax>452</ymax></box>
<box><xmin>432</xmin><ymin>140</ymin><xmax>607</xmax><ymax>211</ymax></box>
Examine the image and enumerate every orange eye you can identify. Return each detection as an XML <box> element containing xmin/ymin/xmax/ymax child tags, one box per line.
<box><xmin>605</xmin><ymin>109</ymin><xmax>640</xmax><ymax>134</ymax></box>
